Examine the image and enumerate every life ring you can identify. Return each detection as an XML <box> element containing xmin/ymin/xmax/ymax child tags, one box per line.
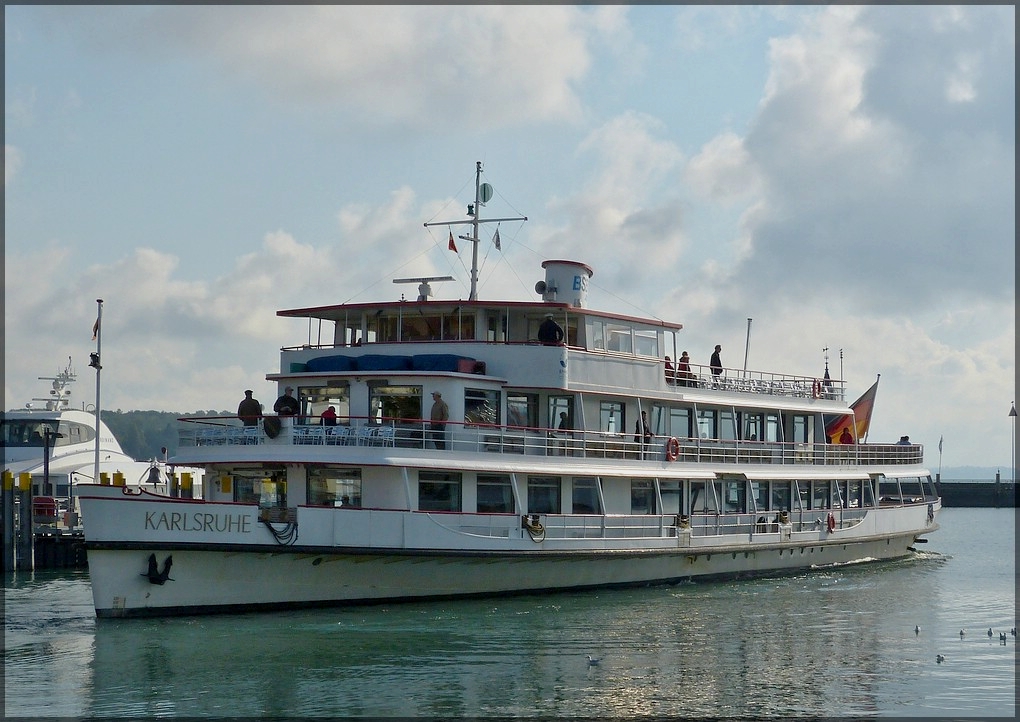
<box><xmin>665</xmin><ymin>437</ymin><xmax>680</xmax><ymax>462</ymax></box>
<box><xmin>826</xmin><ymin>512</ymin><xmax>836</xmax><ymax>533</ymax></box>
<box><xmin>812</xmin><ymin>379</ymin><xmax>823</xmax><ymax>399</ymax></box>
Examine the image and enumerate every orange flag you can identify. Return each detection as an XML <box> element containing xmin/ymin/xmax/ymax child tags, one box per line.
<box><xmin>825</xmin><ymin>377</ymin><xmax>880</xmax><ymax>443</ymax></box>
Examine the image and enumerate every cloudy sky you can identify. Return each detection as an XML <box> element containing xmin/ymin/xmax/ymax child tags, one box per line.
<box><xmin>5</xmin><ymin>5</ymin><xmax>1015</xmax><ymax>473</ymax></box>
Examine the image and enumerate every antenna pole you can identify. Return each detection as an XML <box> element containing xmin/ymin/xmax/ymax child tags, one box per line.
<box><xmin>424</xmin><ymin>162</ymin><xmax>526</xmax><ymax>302</ymax></box>
<box><xmin>469</xmin><ymin>161</ymin><xmax>482</xmax><ymax>301</ymax></box>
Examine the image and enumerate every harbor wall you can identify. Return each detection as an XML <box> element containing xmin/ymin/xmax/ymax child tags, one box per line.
<box><xmin>935</xmin><ymin>474</ymin><xmax>1017</xmax><ymax>508</ymax></box>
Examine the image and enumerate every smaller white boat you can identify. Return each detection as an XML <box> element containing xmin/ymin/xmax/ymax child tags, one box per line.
<box><xmin>2</xmin><ymin>359</ymin><xmax>192</xmax><ymax>528</ymax></box>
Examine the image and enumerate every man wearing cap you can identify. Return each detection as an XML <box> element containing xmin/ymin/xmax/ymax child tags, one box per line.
<box><xmin>237</xmin><ymin>390</ymin><xmax>262</xmax><ymax>426</ymax></box>
<box><xmin>274</xmin><ymin>386</ymin><xmax>300</xmax><ymax>417</ymax></box>
<box><xmin>537</xmin><ymin>313</ymin><xmax>564</xmax><ymax>345</ymax></box>
<box><xmin>429</xmin><ymin>391</ymin><xmax>450</xmax><ymax>449</ymax></box>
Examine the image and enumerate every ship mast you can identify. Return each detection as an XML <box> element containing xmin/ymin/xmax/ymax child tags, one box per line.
<box><xmin>424</xmin><ymin>161</ymin><xmax>527</xmax><ymax>301</ymax></box>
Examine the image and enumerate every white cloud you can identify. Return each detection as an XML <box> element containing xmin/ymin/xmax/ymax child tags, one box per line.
<box><xmin>54</xmin><ymin>5</ymin><xmax>596</xmax><ymax>131</ymax></box>
<box><xmin>5</xmin><ymin>145</ymin><xmax>23</xmax><ymax>185</ymax></box>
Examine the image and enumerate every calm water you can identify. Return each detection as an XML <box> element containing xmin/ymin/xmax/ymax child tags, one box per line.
<box><xmin>4</xmin><ymin>507</ymin><xmax>1016</xmax><ymax>718</ymax></box>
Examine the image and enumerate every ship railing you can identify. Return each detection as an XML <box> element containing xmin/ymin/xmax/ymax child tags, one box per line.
<box><xmin>664</xmin><ymin>362</ymin><xmax>845</xmax><ymax>401</ymax></box>
<box><xmin>514</xmin><ymin>507</ymin><xmax>872</xmax><ymax>541</ymax></box>
<box><xmin>177</xmin><ymin>417</ymin><xmax>923</xmax><ymax>467</ymax></box>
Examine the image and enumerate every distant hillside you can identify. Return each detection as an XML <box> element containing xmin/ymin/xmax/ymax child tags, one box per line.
<box><xmin>101</xmin><ymin>410</ymin><xmax>230</xmax><ymax>462</ymax></box>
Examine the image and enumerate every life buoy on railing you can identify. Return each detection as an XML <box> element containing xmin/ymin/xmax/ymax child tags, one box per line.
<box><xmin>812</xmin><ymin>379</ymin><xmax>823</xmax><ymax>399</ymax></box>
<box><xmin>826</xmin><ymin>512</ymin><xmax>836</xmax><ymax>533</ymax></box>
<box><xmin>665</xmin><ymin>437</ymin><xmax>680</xmax><ymax>462</ymax></box>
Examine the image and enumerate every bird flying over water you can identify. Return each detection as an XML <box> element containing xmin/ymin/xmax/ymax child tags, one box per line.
<box><xmin>936</xmin><ymin>654</ymin><xmax>945</xmax><ymax>664</ymax></box>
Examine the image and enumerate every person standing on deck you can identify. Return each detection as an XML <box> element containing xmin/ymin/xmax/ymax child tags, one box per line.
<box><xmin>710</xmin><ymin>345</ymin><xmax>723</xmax><ymax>387</ymax></box>
<box><xmin>237</xmin><ymin>390</ymin><xmax>262</xmax><ymax>427</ymax></box>
<box><xmin>677</xmin><ymin>351</ymin><xmax>693</xmax><ymax>387</ymax></box>
<box><xmin>537</xmin><ymin>313</ymin><xmax>564</xmax><ymax>345</ymax></box>
<box><xmin>635</xmin><ymin>410</ymin><xmax>653</xmax><ymax>459</ymax></box>
<box><xmin>430</xmin><ymin>391</ymin><xmax>450</xmax><ymax>449</ymax></box>
<box><xmin>274</xmin><ymin>386</ymin><xmax>300</xmax><ymax>417</ymax></box>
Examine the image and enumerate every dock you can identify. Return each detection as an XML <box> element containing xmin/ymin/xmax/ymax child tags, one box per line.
<box><xmin>935</xmin><ymin>474</ymin><xmax>1017</xmax><ymax>508</ymax></box>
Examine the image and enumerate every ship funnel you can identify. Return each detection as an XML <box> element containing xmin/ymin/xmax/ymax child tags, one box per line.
<box><xmin>539</xmin><ymin>260</ymin><xmax>593</xmax><ymax>308</ymax></box>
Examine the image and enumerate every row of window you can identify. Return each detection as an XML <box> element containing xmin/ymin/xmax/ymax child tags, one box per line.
<box><xmin>288</xmin><ymin>382</ymin><xmax>819</xmax><ymax>445</ymax></box>
<box><xmin>0</xmin><ymin>419</ymin><xmax>96</xmax><ymax>448</ymax></box>
<box><xmin>224</xmin><ymin>466</ymin><xmax>932</xmax><ymax>515</ymax></box>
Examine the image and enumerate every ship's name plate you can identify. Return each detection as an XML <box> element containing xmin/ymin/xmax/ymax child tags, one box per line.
<box><xmin>144</xmin><ymin>510</ymin><xmax>253</xmax><ymax>534</ymax></box>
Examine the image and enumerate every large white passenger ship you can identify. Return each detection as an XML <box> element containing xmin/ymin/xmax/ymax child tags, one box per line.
<box><xmin>78</xmin><ymin>163</ymin><xmax>939</xmax><ymax>618</ymax></box>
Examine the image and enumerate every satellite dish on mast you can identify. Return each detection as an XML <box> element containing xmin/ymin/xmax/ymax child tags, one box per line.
<box><xmin>479</xmin><ymin>183</ymin><xmax>493</xmax><ymax>203</ymax></box>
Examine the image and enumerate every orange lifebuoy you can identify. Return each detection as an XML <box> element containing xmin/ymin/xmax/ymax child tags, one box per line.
<box><xmin>826</xmin><ymin>512</ymin><xmax>836</xmax><ymax>533</ymax></box>
<box><xmin>665</xmin><ymin>437</ymin><xmax>680</xmax><ymax>462</ymax></box>
<box><xmin>812</xmin><ymin>379</ymin><xmax>823</xmax><ymax>399</ymax></box>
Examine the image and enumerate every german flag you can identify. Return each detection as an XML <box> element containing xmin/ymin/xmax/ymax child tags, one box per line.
<box><xmin>825</xmin><ymin>376</ymin><xmax>880</xmax><ymax>443</ymax></box>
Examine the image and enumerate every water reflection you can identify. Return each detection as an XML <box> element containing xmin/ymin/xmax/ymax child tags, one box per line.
<box><xmin>80</xmin><ymin>558</ymin><xmax>947</xmax><ymax>718</ymax></box>
<box><xmin>5</xmin><ymin>509</ymin><xmax>1014</xmax><ymax>718</ymax></box>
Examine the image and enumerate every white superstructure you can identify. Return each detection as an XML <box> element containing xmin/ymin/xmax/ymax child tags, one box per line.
<box><xmin>78</xmin><ymin>163</ymin><xmax>939</xmax><ymax>618</ymax></box>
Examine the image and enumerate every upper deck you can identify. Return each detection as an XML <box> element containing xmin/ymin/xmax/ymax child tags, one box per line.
<box><xmin>277</xmin><ymin>297</ymin><xmax>846</xmax><ymax>408</ymax></box>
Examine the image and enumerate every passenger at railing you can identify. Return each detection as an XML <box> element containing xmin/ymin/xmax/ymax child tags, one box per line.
<box><xmin>634</xmin><ymin>410</ymin><xmax>653</xmax><ymax>459</ymax></box>
<box><xmin>555</xmin><ymin>411</ymin><xmax>573</xmax><ymax>456</ymax></box>
<box><xmin>677</xmin><ymin>351</ymin><xmax>694</xmax><ymax>387</ymax></box>
<box><xmin>537</xmin><ymin>313</ymin><xmax>564</xmax><ymax>345</ymax></box>
<box><xmin>320</xmin><ymin>406</ymin><xmax>338</xmax><ymax>427</ymax></box>
<box><xmin>839</xmin><ymin>428</ymin><xmax>854</xmax><ymax>445</ymax></box>
<box><xmin>710</xmin><ymin>345</ymin><xmax>723</xmax><ymax>387</ymax></box>
<box><xmin>664</xmin><ymin>356</ymin><xmax>676</xmax><ymax>385</ymax></box>
<box><xmin>429</xmin><ymin>391</ymin><xmax>449</xmax><ymax>450</ymax></box>
<box><xmin>896</xmin><ymin>435</ymin><xmax>911</xmax><ymax>445</ymax></box>
<box><xmin>237</xmin><ymin>390</ymin><xmax>262</xmax><ymax>427</ymax></box>
<box><xmin>274</xmin><ymin>386</ymin><xmax>300</xmax><ymax>417</ymax></box>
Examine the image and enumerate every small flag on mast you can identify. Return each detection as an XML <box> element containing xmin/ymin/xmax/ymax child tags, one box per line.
<box><xmin>493</xmin><ymin>228</ymin><xmax>501</xmax><ymax>251</ymax></box>
<box><xmin>92</xmin><ymin>318</ymin><xmax>100</xmax><ymax>341</ymax></box>
<box><xmin>938</xmin><ymin>435</ymin><xmax>943</xmax><ymax>453</ymax></box>
<box><xmin>448</xmin><ymin>230</ymin><xmax>457</xmax><ymax>253</ymax></box>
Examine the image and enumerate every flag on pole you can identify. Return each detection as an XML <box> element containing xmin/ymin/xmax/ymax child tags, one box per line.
<box><xmin>493</xmin><ymin>228</ymin><xmax>501</xmax><ymax>251</ymax></box>
<box><xmin>823</xmin><ymin>376</ymin><xmax>880</xmax><ymax>443</ymax></box>
<box><xmin>938</xmin><ymin>435</ymin><xmax>943</xmax><ymax>454</ymax></box>
<box><xmin>92</xmin><ymin>317</ymin><xmax>100</xmax><ymax>341</ymax></box>
<box><xmin>448</xmin><ymin>230</ymin><xmax>457</xmax><ymax>253</ymax></box>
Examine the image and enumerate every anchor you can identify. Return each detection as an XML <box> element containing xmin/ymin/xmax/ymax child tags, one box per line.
<box><xmin>141</xmin><ymin>553</ymin><xmax>174</xmax><ymax>585</ymax></box>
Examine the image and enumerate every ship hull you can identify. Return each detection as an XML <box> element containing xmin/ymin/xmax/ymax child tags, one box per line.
<box><xmin>81</xmin><ymin>486</ymin><xmax>936</xmax><ymax>618</ymax></box>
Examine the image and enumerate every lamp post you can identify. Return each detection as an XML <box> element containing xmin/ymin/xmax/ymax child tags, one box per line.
<box><xmin>1009</xmin><ymin>402</ymin><xmax>1017</xmax><ymax>484</ymax></box>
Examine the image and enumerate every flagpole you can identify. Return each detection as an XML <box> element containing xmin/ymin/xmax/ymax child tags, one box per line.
<box><xmin>91</xmin><ymin>299</ymin><xmax>104</xmax><ymax>503</ymax></box>
<box><xmin>863</xmin><ymin>373</ymin><xmax>878</xmax><ymax>443</ymax></box>
<box><xmin>937</xmin><ymin>434</ymin><xmax>943</xmax><ymax>482</ymax></box>
<box><xmin>742</xmin><ymin>318</ymin><xmax>752</xmax><ymax>375</ymax></box>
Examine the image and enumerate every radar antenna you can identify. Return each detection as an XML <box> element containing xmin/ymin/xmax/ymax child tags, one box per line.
<box><xmin>393</xmin><ymin>275</ymin><xmax>455</xmax><ymax>302</ymax></box>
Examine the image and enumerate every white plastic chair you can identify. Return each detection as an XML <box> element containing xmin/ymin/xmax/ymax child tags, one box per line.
<box><xmin>355</xmin><ymin>425</ymin><xmax>377</xmax><ymax>446</ymax></box>
<box><xmin>375</xmin><ymin>426</ymin><xmax>395</xmax><ymax>447</ymax></box>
